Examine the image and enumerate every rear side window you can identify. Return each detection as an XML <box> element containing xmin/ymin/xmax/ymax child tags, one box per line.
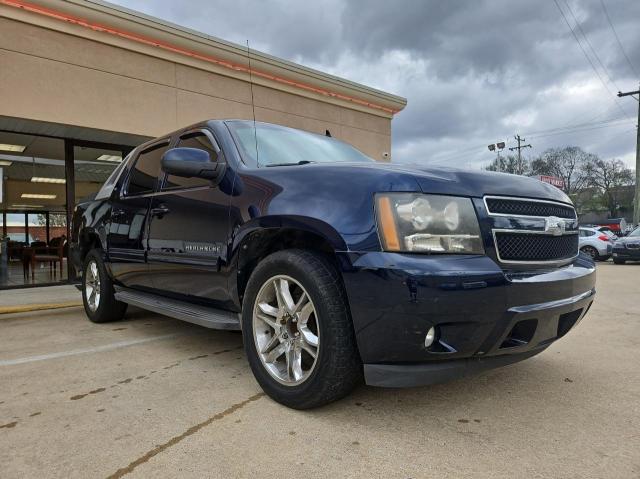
<box><xmin>162</xmin><ymin>132</ymin><xmax>219</xmax><ymax>190</ymax></box>
<box><xmin>126</xmin><ymin>142</ymin><xmax>169</xmax><ymax>196</ymax></box>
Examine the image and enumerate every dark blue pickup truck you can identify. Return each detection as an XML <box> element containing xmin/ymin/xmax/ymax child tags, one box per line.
<box><xmin>70</xmin><ymin>120</ymin><xmax>596</xmax><ymax>409</ymax></box>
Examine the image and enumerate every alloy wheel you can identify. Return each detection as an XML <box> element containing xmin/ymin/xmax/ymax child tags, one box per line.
<box><xmin>252</xmin><ymin>275</ymin><xmax>320</xmax><ymax>386</ymax></box>
<box><xmin>85</xmin><ymin>260</ymin><xmax>101</xmax><ymax>312</ymax></box>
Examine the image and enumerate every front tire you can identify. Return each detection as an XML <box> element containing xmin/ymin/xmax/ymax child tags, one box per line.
<box><xmin>613</xmin><ymin>258</ymin><xmax>626</xmax><ymax>265</ymax></box>
<box><xmin>82</xmin><ymin>249</ymin><xmax>127</xmax><ymax>323</ymax></box>
<box><xmin>242</xmin><ymin>249</ymin><xmax>361</xmax><ymax>409</ymax></box>
<box><xmin>580</xmin><ymin>246</ymin><xmax>599</xmax><ymax>261</ymax></box>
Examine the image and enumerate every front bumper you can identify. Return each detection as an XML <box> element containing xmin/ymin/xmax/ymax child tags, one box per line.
<box><xmin>612</xmin><ymin>246</ymin><xmax>640</xmax><ymax>260</ymax></box>
<box><xmin>339</xmin><ymin>252</ymin><xmax>596</xmax><ymax>387</ymax></box>
<box><xmin>364</xmin><ymin>346</ymin><xmax>547</xmax><ymax>388</ymax></box>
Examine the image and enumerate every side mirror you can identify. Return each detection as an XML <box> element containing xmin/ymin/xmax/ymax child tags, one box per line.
<box><xmin>161</xmin><ymin>147</ymin><xmax>223</xmax><ymax>181</ymax></box>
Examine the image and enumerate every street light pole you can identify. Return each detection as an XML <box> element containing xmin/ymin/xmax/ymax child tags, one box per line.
<box><xmin>488</xmin><ymin>142</ymin><xmax>506</xmax><ymax>172</ymax></box>
<box><xmin>618</xmin><ymin>83</ymin><xmax>640</xmax><ymax>226</ymax></box>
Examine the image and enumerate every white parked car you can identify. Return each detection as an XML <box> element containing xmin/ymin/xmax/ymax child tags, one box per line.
<box><xmin>597</xmin><ymin>227</ymin><xmax>618</xmax><ymax>240</ymax></box>
<box><xmin>579</xmin><ymin>227</ymin><xmax>613</xmax><ymax>261</ymax></box>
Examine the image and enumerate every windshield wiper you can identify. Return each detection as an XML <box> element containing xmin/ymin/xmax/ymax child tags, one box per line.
<box><xmin>265</xmin><ymin>160</ymin><xmax>315</xmax><ymax>167</ymax></box>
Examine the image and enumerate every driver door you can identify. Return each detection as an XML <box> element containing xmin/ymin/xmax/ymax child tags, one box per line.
<box><xmin>146</xmin><ymin>129</ymin><xmax>232</xmax><ymax>307</ymax></box>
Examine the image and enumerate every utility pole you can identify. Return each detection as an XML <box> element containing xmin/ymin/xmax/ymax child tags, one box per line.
<box><xmin>618</xmin><ymin>83</ymin><xmax>640</xmax><ymax>226</ymax></box>
<box><xmin>508</xmin><ymin>134</ymin><xmax>531</xmax><ymax>175</ymax></box>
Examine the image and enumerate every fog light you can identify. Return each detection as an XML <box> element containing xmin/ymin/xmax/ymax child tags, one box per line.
<box><xmin>425</xmin><ymin>326</ymin><xmax>436</xmax><ymax>348</ymax></box>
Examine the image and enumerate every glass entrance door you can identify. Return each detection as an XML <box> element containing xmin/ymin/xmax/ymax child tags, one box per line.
<box><xmin>67</xmin><ymin>142</ymin><xmax>131</xmax><ymax>280</ymax></box>
<box><xmin>0</xmin><ymin>130</ymin><xmax>133</xmax><ymax>288</ymax></box>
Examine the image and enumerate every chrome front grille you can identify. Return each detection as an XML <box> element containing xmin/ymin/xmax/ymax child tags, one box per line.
<box><xmin>485</xmin><ymin>196</ymin><xmax>576</xmax><ymax>219</ymax></box>
<box><xmin>485</xmin><ymin>196</ymin><xmax>579</xmax><ymax>264</ymax></box>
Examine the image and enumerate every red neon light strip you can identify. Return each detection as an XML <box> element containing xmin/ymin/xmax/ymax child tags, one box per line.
<box><xmin>1</xmin><ymin>0</ymin><xmax>399</xmax><ymax>114</ymax></box>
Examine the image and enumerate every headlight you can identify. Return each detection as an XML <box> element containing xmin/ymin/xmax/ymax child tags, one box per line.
<box><xmin>375</xmin><ymin>193</ymin><xmax>484</xmax><ymax>254</ymax></box>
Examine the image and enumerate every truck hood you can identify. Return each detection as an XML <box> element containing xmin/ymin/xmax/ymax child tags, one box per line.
<box><xmin>334</xmin><ymin>161</ymin><xmax>572</xmax><ymax>204</ymax></box>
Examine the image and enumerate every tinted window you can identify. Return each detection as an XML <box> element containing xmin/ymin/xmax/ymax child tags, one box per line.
<box><xmin>126</xmin><ymin>143</ymin><xmax>168</xmax><ymax>196</ymax></box>
<box><xmin>162</xmin><ymin>132</ymin><xmax>218</xmax><ymax>190</ymax></box>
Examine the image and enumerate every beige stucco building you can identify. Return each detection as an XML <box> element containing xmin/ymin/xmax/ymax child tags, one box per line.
<box><xmin>0</xmin><ymin>0</ymin><xmax>405</xmax><ymax>156</ymax></box>
<box><xmin>0</xmin><ymin>0</ymin><xmax>406</xmax><ymax>287</ymax></box>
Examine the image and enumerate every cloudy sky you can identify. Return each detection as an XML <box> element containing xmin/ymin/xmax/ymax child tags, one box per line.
<box><xmin>110</xmin><ymin>0</ymin><xmax>639</xmax><ymax>170</ymax></box>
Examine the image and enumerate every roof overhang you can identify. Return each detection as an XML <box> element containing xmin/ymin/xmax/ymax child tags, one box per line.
<box><xmin>0</xmin><ymin>0</ymin><xmax>407</xmax><ymax>118</ymax></box>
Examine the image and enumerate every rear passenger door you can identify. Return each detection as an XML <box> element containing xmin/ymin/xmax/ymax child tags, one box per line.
<box><xmin>146</xmin><ymin>130</ymin><xmax>232</xmax><ymax>306</ymax></box>
<box><xmin>108</xmin><ymin>140</ymin><xmax>169</xmax><ymax>290</ymax></box>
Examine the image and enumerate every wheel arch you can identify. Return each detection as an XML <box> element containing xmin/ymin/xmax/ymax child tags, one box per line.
<box><xmin>79</xmin><ymin>227</ymin><xmax>106</xmax><ymax>263</ymax></box>
<box><xmin>232</xmin><ymin>216</ymin><xmax>348</xmax><ymax>307</ymax></box>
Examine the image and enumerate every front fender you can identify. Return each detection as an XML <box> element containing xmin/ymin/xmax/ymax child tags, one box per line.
<box><xmin>226</xmin><ymin>215</ymin><xmax>349</xmax><ymax>309</ymax></box>
<box><xmin>232</xmin><ymin>215</ymin><xmax>348</xmax><ymax>253</ymax></box>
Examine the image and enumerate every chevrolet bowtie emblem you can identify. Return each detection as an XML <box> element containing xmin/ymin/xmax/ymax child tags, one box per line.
<box><xmin>545</xmin><ymin>216</ymin><xmax>566</xmax><ymax>236</ymax></box>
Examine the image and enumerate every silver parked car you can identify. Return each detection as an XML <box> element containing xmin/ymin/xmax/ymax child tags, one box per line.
<box><xmin>579</xmin><ymin>227</ymin><xmax>613</xmax><ymax>261</ymax></box>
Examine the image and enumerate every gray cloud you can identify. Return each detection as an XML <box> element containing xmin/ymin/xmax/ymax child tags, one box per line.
<box><xmin>110</xmin><ymin>0</ymin><xmax>639</xmax><ymax>169</ymax></box>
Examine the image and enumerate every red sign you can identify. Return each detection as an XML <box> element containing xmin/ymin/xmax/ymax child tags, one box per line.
<box><xmin>537</xmin><ymin>175</ymin><xmax>565</xmax><ymax>189</ymax></box>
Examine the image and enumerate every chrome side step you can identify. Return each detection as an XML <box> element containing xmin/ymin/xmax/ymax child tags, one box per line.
<box><xmin>114</xmin><ymin>288</ymin><xmax>241</xmax><ymax>331</ymax></box>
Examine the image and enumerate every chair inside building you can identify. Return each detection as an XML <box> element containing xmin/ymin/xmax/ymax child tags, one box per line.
<box><xmin>0</xmin><ymin>129</ymin><xmax>130</xmax><ymax>288</ymax></box>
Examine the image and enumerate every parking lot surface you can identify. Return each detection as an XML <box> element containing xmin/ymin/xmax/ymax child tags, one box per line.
<box><xmin>1</xmin><ymin>262</ymin><xmax>638</xmax><ymax>478</ymax></box>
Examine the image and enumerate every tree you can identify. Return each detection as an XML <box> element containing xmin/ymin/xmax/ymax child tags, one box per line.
<box><xmin>36</xmin><ymin>213</ymin><xmax>67</xmax><ymax>227</ymax></box>
<box><xmin>530</xmin><ymin>146</ymin><xmax>593</xmax><ymax>196</ymax></box>
<box><xmin>484</xmin><ymin>154</ymin><xmax>530</xmax><ymax>175</ymax></box>
<box><xmin>584</xmin><ymin>158</ymin><xmax>635</xmax><ymax>217</ymax></box>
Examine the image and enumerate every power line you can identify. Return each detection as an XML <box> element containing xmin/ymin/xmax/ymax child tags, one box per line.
<box><xmin>527</xmin><ymin>119</ymin><xmax>634</xmax><ymax>140</ymax></box>
<box><xmin>599</xmin><ymin>0</ymin><xmax>639</xmax><ymax>78</ymax></box>
<box><xmin>564</xmin><ymin>0</ymin><xmax>623</xmax><ymax>93</ymax></box>
<box><xmin>520</xmin><ymin>116</ymin><xmax>630</xmax><ymax>137</ymax></box>
<box><xmin>553</xmin><ymin>0</ymin><xmax>630</xmax><ymax>119</ymax></box>
<box><xmin>511</xmin><ymin>1</ymin><xmax>633</xmax><ymax>140</ymax></box>
<box><xmin>428</xmin><ymin>118</ymin><xmax>634</xmax><ymax>167</ymax></box>
<box><xmin>559</xmin><ymin>103</ymin><xmax>617</xmax><ymax>131</ymax></box>
<box><xmin>429</xmin><ymin>141</ymin><xmax>502</xmax><ymax>164</ymax></box>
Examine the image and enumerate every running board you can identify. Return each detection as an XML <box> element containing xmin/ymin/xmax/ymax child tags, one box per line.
<box><xmin>114</xmin><ymin>288</ymin><xmax>241</xmax><ymax>331</ymax></box>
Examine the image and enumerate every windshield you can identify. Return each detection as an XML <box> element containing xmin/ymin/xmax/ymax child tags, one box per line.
<box><xmin>226</xmin><ymin>121</ymin><xmax>373</xmax><ymax>167</ymax></box>
<box><xmin>628</xmin><ymin>227</ymin><xmax>640</xmax><ymax>237</ymax></box>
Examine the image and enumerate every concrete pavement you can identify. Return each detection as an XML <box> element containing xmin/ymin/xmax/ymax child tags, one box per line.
<box><xmin>0</xmin><ymin>262</ymin><xmax>638</xmax><ymax>478</ymax></box>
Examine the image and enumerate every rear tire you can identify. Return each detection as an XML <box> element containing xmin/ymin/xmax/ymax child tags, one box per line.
<box><xmin>82</xmin><ymin>249</ymin><xmax>127</xmax><ymax>323</ymax></box>
<box><xmin>242</xmin><ymin>249</ymin><xmax>361</xmax><ymax>409</ymax></box>
<box><xmin>580</xmin><ymin>246</ymin><xmax>599</xmax><ymax>261</ymax></box>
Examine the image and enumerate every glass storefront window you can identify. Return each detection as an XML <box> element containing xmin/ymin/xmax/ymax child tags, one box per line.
<box><xmin>0</xmin><ymin>132</ymin><xmax>129</xmax><ymax>288</ymax></box>
<box><xmin>74</xmin><ymin>146</ymin><xmax>124</xmax><ymax>206</ymax></box>
<box><xmin>49</xmin><ymin>213</ymin><xmax>67</xmax><ymax>243</ymax></box>
<box><xmin>27</xmin><ymin>213</ymin><xmax>46</xmax><ymax>244</ymax></box>
<box><xmin>6</xmin><ymin>213</ymin><xmax>27</xmax><ymax>243</ymax></box>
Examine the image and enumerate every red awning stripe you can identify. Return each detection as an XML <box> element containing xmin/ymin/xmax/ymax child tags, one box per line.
<box><xmin>1</xmin><ymin>0</ymin><xmax>399</xmax><ymax>114</ymax></box>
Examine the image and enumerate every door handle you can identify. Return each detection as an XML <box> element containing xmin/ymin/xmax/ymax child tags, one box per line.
<box><xmin>151</xmin><ymin>204</ymin><xmax>170</xmax><ymax>217</ymax></box>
